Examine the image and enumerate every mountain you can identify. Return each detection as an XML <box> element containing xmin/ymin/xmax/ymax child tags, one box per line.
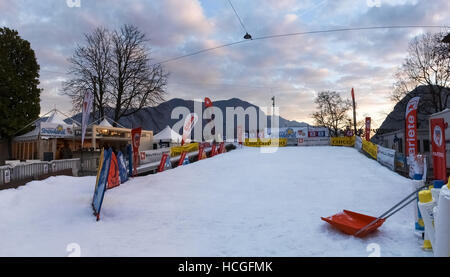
<box><xmin>70</xmin><ymin>98</ymin><xmax>309</xmax><ymax>137</ymax></box>
<box><xmin>372</xmin><ymin>85</ymin><xmax>450</xmax><ymax>143</ymax></box>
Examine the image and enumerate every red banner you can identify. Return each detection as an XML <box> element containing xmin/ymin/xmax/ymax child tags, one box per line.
<box><xmin>178</xmin><ymin>151</ymin><xmax>187</xmax><ymax>167</ymax></box>
<box><xmin>431</xmin><ymin>118</ymin><xmax>447</xmax><ymax>181</ymax></box>
<box><xmin>219</xmin><ymin>142</ymin><xmax>225</xmax><ymax>154</ymax></box>
<box><xmin>107</xmin><ymin>152</ymin><xmax>120</xmax><ymax>189</ymax></box>
<box><xmin>131</xmin><ymin>127</ymin><xmax>142</xmax><ymax>176</ymax></box>
<box><xmin>365</xmin><ymin>117</ymin><xmax>371</xmax><ymax>141</ymax></box>
<box><xmin>405</xmin><ymin>97</ymin><xmax>420</xmax><ymax>157</ymax></box>
<box><xmin>210</xmin><ymin>144</ymin><xmax>217</xmax><ymax>157</ymax></box>
<box><xmin>158</xmin><ymin>153</ymin><xmax>169</xmax><ymax>172</ymax></box>
<box><xmin>198</xmin><ymin>145</ymin><xmax>204</xmax><ymax>160</ymax></box>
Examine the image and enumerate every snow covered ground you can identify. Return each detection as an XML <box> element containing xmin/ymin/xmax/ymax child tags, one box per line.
<box><xmin>0</xmin><ymin>146</ymin><xmax>432</xmax><ymax>257</ymax></box>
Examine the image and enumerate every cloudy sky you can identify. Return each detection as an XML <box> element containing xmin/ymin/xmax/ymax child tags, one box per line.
<box><xmin>1</xmin><ymin>0</ymin><xmax>449</xmax><ymax>127</ymax></box>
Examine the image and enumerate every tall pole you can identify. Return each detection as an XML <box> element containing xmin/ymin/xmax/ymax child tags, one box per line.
<box><xmin>351</xmin><ymin>88</ymin><xmax>357</xmax><ymax>136</ymax></box>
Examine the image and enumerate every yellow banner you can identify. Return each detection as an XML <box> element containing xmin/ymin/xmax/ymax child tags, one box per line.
<box><xmin>330</xmin><ymin>136</ymin><xmax>355</xmax><ymax>147</ymax></box>
<box><xmin>244</xmin><ymin>138</ymin><xmax>287</xmax><ymax>147</ymax></box>
<box><xmin>362</xmin><ymin>139</ymin><xmax>378</xmax><ymax>160</ymax></box>
<box><xmin>170</xmin><ymin>143</ymin><xmax>199</xmax><ymax>157</ymax></box>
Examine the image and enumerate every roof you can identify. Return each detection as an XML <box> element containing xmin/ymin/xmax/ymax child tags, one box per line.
<box><xmin>153</xmin><ymin>126</ymin><xmax>182</xmax><ymax>142</ymax></box>
<box><xmin>98</xmin><ymin>118</ymin><xmax>113</xmax><ymax>127</ymax></box>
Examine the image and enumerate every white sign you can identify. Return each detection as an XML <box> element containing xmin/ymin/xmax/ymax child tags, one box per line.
<box><xmin>4</xmin><ymin>169</ymin><xmax>10</xmax><ymax>184</ymax></box>
<box><xmin>140</xmin><ymin>148</ymin><xmax>170</xmax><ymax>164</ymax></box>
<box><xmin>43</xmin><ymin>164</ymin><xmax>49</xmax><ymax>174</ymax></box>
<box><xmin>298</xmin><ymin>137</ymin><xmax>330</xmax><ymax>146</ymax></box>
<box><xmin>377</xmin><ymin>145</ymin><xmax>396</xmax><ymax>171</ymax></box>
<box><xmin>40</xmin><ymin>123</ymin><xmax>73</xmax><ymax>138</ymax></box>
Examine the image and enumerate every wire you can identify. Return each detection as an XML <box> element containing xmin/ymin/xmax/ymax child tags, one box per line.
<box><xmin>227</xmin><ymin>0</ymin><xmax>249</xmax><ymax>34</ymax></box>
<box><xmin>153</xmin><ymin>25</ymin><xmax>448</xmax><ymax>65</ymax></box>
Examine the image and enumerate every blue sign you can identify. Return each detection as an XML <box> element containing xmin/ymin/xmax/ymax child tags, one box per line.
<box><xmin>92</xmin><ymin>148</ymin><xmax>112</xmax><ymax>220</ymax></box>
<box><xmin>117</xmin><ymin>151</ymin><xmax>129</xmax><ymax>184</ymax></box>
<box><xmin>127</xmin><ymin>144</ymin><xmax>133</xmax><ymax>177</ymax></box>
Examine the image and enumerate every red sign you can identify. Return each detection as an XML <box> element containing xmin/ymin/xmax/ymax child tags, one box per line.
<box><xmin>158</xmin><ymin>153</ymin><xmax>169</xmax><ymax>172</ymax></box>
<box><xmin>178</xmin><ymin>152</ymin><xmax>187</xmax><ymax>167</ymax></box>
<box><xmin>131</xmin><ymin>127</ymin><xmax>142</xmax><ymax>176</ymax></box>
<box><xmin>431</xmin><ymin>118</ymin><xmax>447</xmax><ymax>181</ymax></box>
<box><xmin>405</xmin><ymin>97</ymin><xmax>420</xmax><ymax>157</ymax></box>
<box><xmin>365</xmin><ymin>117</ymin><xmax>371</xmax><ymax>141</ymax></box>
<box><xmin>181</xmin><ymin>113</ymin><xmax>198</xmax><ymax>146</ymax></box>
<box><xmin>219</xmin><ymin>142</ymin><xmax>225</xmax><ymax>154</ymax></box>
<box><xmin>210</xmin><ymin>144</ymin><xmax>217</xmax><ymax>157</ymax></box>
<box><xmin>205</xmin><ymin>97</ymin><xmax>213</xmax><ymax>108</ymax></box>
<box><xmin>198</xmin><ymin>145</ymin><xmax>204</xmax><ymax>160</ymax></box>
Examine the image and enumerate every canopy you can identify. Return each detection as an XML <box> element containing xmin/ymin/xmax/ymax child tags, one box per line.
<box><xmin>153</xmin><ymin>126</ymin><xmax>182</xmax><ymax>143</ymax></box>
<box><xmin>98</xmin><ymin>118</ymin><xmax>113</xmax><ymax>127</ymax></box>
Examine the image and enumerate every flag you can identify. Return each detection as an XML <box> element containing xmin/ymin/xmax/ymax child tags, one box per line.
<box><xmin>117</xmin><ymin>151</ymin><xmax>129</xmax><ymax>183</ymax></box>
<box><xmin>107</xmin><ymin>151</ymin><xmax>120</xmax><ymax>189</ymax></box>
<box><xmin>92</xmin><ymin>148</ymin><xmax>112</xmax><ymax>221</ymax></box>
<box><xmin>81</xmin><ymin>91</ymin><xmax>94</xmax><ymax>147</ymax></box>
<box><xmin>431</xmin><ymin>118</ymin><xmax>447</xmax><ymax>181</ymax></box>
<box><xmin>131</xmin><ymin>127</ymin><xmax>142</xmax><ymax>176</ymax></box>
<box><xmin>365</xmin><ymin>117</ymin><xmax>371</xmax><ymax>141</ymax></box>
<box><xmin>405</xmin><ymin>97</ymin><xmax>420</xmax><ymax>157</ymax></box>
<box><xmin>127</xmin><ymin>144</ymin><xmax>133</xmax><ymax>177</ymax></box>
<box><xmin>181</xmin><ymin>113</ymin><xmax>198</xmax><ymax>145</ymax></box>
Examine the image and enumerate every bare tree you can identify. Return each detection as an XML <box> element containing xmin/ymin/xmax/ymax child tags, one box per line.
<box><xmin>312</xmin><ymin>91</ymin><xmax>352</xmax><ymax>137</ymax></box>
<box><xmin>402</xmin><ymin>31</ymin><xmax>450</xmax><ymax>112</ymax></box>
<box><xmin>390</xmin><ymin>67</ymin><xmax>418</xmax><ymax>103</ymax></box>
<box><xmin>109</xmin><ymin>25</ymin><xmax>168</xmax><ymax>126</ymax></box>
<box><xmin>63</xmin><ymin>27</ymin><xmax>111</xmax><ymax>120</ymax></box>
<box><xmin>62</xmin><ymin>25</ymin><xmax>168</xmax><ymax>125</ymax></box>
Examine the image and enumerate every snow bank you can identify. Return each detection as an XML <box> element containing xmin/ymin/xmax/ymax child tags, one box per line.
<box><xmin>0</xmin><ymin>147</ymin><xmax>432</xmax><ymax>256</ymax></box>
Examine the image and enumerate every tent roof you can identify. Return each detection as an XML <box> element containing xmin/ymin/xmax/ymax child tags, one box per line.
<box><xmin>98</xmin><ymin>118</ymin><xmax>113</xmax><ymax>127</ymax></box>
<box><xmin>153</xmin><ymin>126</ymin><xmax>182</xmax><ymax>142</ymax></box>
<box><xmin>46</xmin><ymin>110</ymin><xmax>69</xmax><ymax>125</ymax></box>
<box><xmin>14</xmin><ymin>126</ymin><xmax>40</xmax><ymax>141</ymax></box>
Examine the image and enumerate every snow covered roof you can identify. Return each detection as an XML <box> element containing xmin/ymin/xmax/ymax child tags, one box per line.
<box><xmin>153</xmin><ymin>126</ymin><xmax>182</xmax><ymax>142</ymax></box>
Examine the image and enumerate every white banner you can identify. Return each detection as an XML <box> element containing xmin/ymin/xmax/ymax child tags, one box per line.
<box><xmin>377</xmin><ymin>145</ymin><xmax>396</xmax><ymax>171</ymax></box>
<box><xmin>40</xmin><ymin>123</ymin><xmax>74</xmax><ymax>138</ymax></box>
<box><xmin>81</xmin><ymin>91</ymin><xmax>94</xmax><ymax>147</ymax></box>
<box><xmin>298</xmin><ymin>137</ymin><xmax>330</xmax><ymax>146</ymax></box>
<box><xmin>355</xmin><ymin>136</ymin><xmax>363</xmax><ymax>151</ymax></box>
<box><xmin>140</xmin><ymin>148</ymin><xmax>170</xmax><ymax>164</ymax></box>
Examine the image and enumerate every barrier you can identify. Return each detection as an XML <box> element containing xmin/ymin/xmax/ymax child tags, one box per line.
<box><xmin>355</xmin><ymin>136</ymin><xmax>362</xmax><ymax>151</ymax></box>
<box><xmin>362</xmin><ymin>139</ymin><xmax>378</xmax><ymax>160</ymax></box>
<box><xmin>297</xmin><ymin>137</ymin><xmax>330</xmax><ymax>146</ymax></box>
<box><xmin>377</xmin><ymin>145</ymin><xmax>395</xmax><ymax>171</ymax></box>
<box><xmin>0</xmin><ymin>166</ymin><xmax>12</xmax><ymax>185</ymax></box>
<box><xmin>170</xmin><ymin>143</ymin><xmax>199</xmax><ymax>157</ymax></box>
<box><xmin>140</xmin><ymin>148</ymin><xmax>170</xmax><ymax>164</ymax></box>
<box><xmin>330</xmin><ymin>136</ymin><xmax>355</xmax><ymax>147</ymax></box>
<box><xmin>244</xmin><ymin>138</ymin><xmax>287</xmax><ymax>147</ymax></box>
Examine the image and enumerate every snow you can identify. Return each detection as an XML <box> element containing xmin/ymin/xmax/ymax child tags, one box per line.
<box><xmin>0</xmin><ymin>146</ymin><xmax>432</xmax><ymax>257</ymax></box>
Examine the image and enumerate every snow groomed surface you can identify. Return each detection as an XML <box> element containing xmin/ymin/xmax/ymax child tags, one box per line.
<box><xmin>0</xmin><ymin>146</ymin><xmax>432</xmax><ymax>256</ymax></box>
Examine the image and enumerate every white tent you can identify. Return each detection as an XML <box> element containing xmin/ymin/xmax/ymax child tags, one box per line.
<box><xmin>98</xmin><ymin>118</ymin><xmax>113</xmax><ymax>127</ymax></box>
<box><xmin>153</xmin><ymin>126</ymin><xmax>182</xmax><ymax>143</ymax></box>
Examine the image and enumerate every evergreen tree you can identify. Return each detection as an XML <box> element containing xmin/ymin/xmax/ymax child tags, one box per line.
<box><xmin>0</xmin><ymin>27</ymin><xmax>41</xmax><ymax>158</ymax></box>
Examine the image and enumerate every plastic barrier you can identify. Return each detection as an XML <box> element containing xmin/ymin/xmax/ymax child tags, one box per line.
<box><xmin>418</xmin><ymin>190</ymin><xmax>436</xmax><ymax>250</ymax></box>
<box><xmin>170</xmin><ymin>143</ymin><xmax>199</xmax><ymax>157</ymax></box>
<box><xmin>354</xmin><ymin>136</ymin><xmax>362</xmax><ymax>151</ymax></box>
<box><xmin>377</xmin><ymin>146</ymin><xmax>395</xmax><ymax>171</ymax></box>
<box><xmin>434</xmin><ymin>185</ymin><xmax>450</xmax><ymax>256</ymax></box>
<box><xmin>140</xmin><ymin>148</ymin><xmax>170</xmax><ymax>164</ymax></box>
<box><xmin>330</xmin><ymin>136</ymin><xmax>355</xmax><ymax>146</ymax></box>
<box><xmin>362</xmin><ymin>139</ymin><xmax>378</xmax><ymax>160</ymax></box>
<box><xmin>244</xmin><ymin>138</ymin><xmax>287</xmax><ymax>147</ymax></box>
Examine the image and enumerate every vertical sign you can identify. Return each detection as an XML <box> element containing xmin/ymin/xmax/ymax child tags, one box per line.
<box><xmin>81</xmin><ymin>91</ymin><xmax>94</xmax><ymax>147</ymax></box>
<box><xmin>365</xmin><ymin>117</ymin><xmax>371</xmax><ymax>141</ymax></box>
<box><xmin>431</xmin><ymin>118</ymin><xmax>447</xmax><ymax>181</ymax></box>
<box><xmin>181</xmin><ymin>113</ymin><xmax>198</xmax><ymax>146</ymax></box>
<box><xmin>131</xmin><ymin>127</ymin><xmax>142</xmax><ymax>176</ymax></box>
<box><xmin>405</xmin><ymin>97</ymin><xmax>420</xmax><ymax>158</ymax></box>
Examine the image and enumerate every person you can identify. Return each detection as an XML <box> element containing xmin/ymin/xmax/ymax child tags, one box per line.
<box><xmin>60</xmin><ymin>141</ymin><xmax>73</xmax><ymax>159</ymax></box>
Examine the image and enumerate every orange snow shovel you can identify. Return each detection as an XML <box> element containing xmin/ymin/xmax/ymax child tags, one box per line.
<box><xmin>321</xmin><ymin>184</ymin><xmax>428</xmax><ymax>238</ymax></box>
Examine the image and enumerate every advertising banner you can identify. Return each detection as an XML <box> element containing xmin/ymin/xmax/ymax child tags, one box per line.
<box><xmin>127</xmin><ymin>144</ymin><xmax>133</xmax><ymax>177</ymax></box>
<box><xmin>244</xmin><ymin>138</ymin><xmax>287</xmax><ymax>147</ymax></box>
<box><xmin>365</xmin><ymin>117</ymin><xmax>371</xmax><ymax>141</ymax></box>
<box><xmin>117</xmin><ymin>151</ymin><xmax>128</xmax><ymax>184</ymax></box>
<box><xmin>131</xmin><ymin>127</ymin><xmax>142</xmax><ymax>176</ymax></box>
<box><xmin>377</xmin><ymin>145</ymin><xmax>395</xmax><ymax>170</ymax></box>
<box><xmin>297</xmin><ymin>137</ymin><xmax>330</xmax><ymax>146</ymax></box>
<box><xmin>140</xmin><ymin>148</ymin><xmax>170</xmax><ymax>164</ymax></box>
<box><xmin>182</xmin><ymin>113</ymin><xmax>198</xmax><ymax>145</ymax></box>
<box><xmin>40</xmin><ymin>123</ymin><xmax>73</xmax><ymax>138</ymax></box>
<box><xmin>405</xmin><ymin>96</ymin><xmax>420</xmax><ymax>158</ymax></box>
<box><xmin>198</xmin><ymin>145</ymin><xmax>205</xmax><ymax>160</ymax></box>
<box><xmin>92</xmin><ymin>148</ymin><xmax>112</xmax><ymax>220</ymax></box>
<box><xmin>431</xmin><ymin>118</ymin><xmax>447</xmax><ymax>181</ymax></box>
<box><xmin>308</xmin><ymin>127</ymin><xmax>329</xmax><ymax>138</ymax></box>
<box><xmin>362</xmin><ymin>139</ymin><xmax>378</xmax><ymax>160</ymax></box>
<box><xmin>330</xmin><ymin>136</ymin><xmax>355</xmax><ymax>146</ymax></box>
<box><xmin>107</xmin><ymin>152</ymin><xmax>120</xmax><ymax>189</ymax></box>
<box><xmin>81</xmin><ymin>91</ymin><xmax>93</xmax><ymax>147</ymax></box>
<box><xmin>355</xmin><ymin>136</ymin><xmax>363</xmax><ymax>151</ymax></box>
<box><xmin>157</xmin><ymin>153</ymin><xmax>170</xmax><ymax>172</ymax></box>
<box><xmin>170</xmin><ymin>143</ymin><xmax>199</xmax><ymax>157</ymax></box>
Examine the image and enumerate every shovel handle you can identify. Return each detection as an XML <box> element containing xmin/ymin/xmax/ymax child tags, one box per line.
<box><xmin>354</xmin><ymin>183</ymin><xmax>428</xmax><ymax>237</ymax></box>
